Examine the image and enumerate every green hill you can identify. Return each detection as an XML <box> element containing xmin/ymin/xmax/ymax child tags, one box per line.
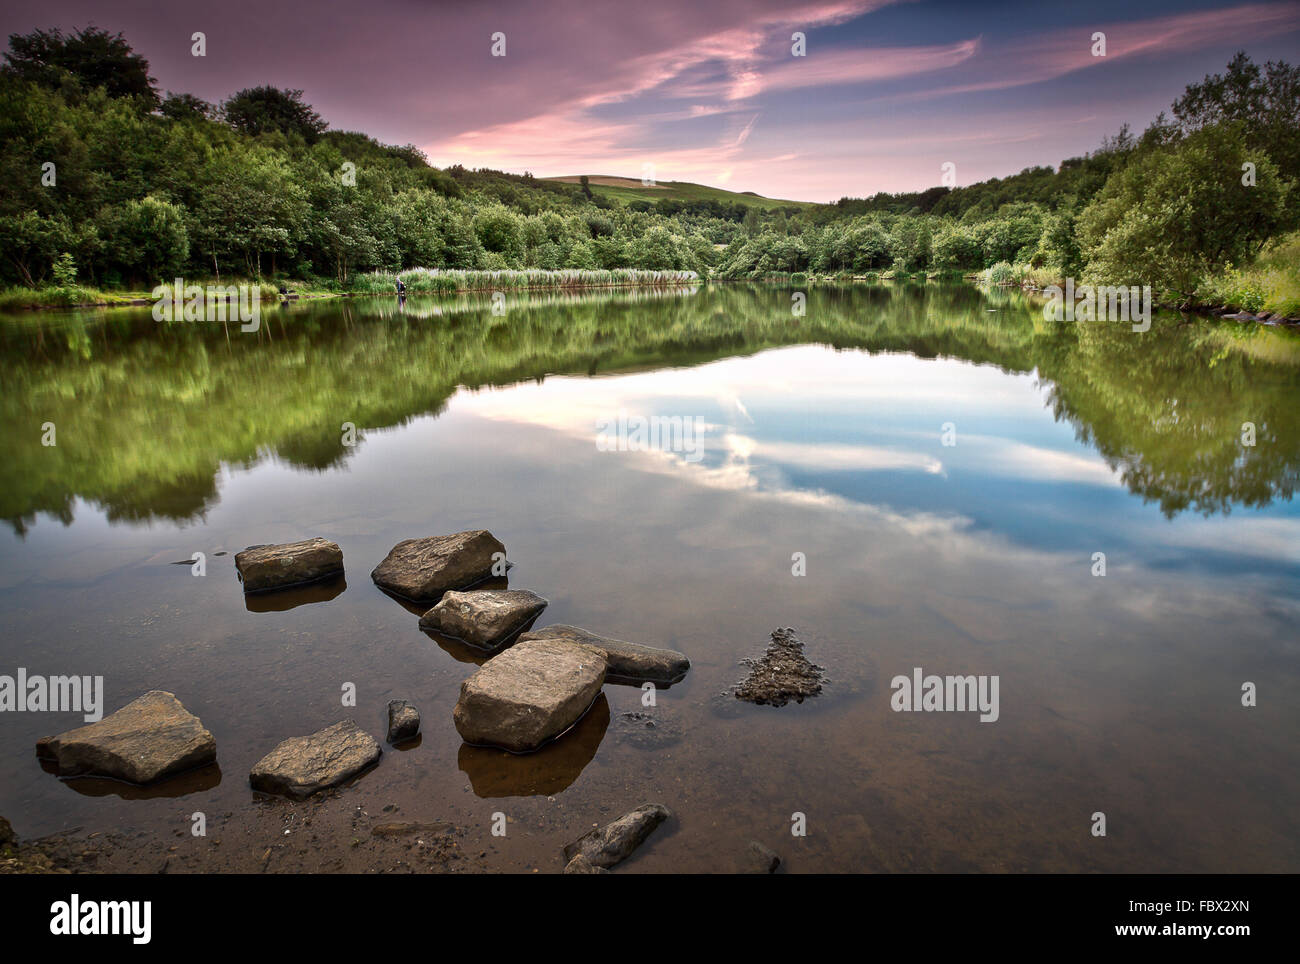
<box><xmin>546</xmin><ymin>175</ymin><xmax>815</xmax><ymax>211</ymax></box>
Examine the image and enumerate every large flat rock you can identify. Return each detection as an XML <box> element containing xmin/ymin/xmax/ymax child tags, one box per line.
<box><xmin>419</xmin><ymin>589</ymin><xmax>548</xmax><ymax>650</ymax></box>
<box><xmin>235</xmin><ymin>538</ymin><xmax>343</xmax><ymax>592</ymax></box>
<box><xmin>453</xmin><ymin>637</ymin><xmax>606</xmax><ymax>753</ymax></box>
<box><xmin>371</xmin><ymin>530</ymin><xmax>505</xmax><ymax>602</ymax></box>
<box><xmin>249</xmin><ymin>720</ymin><xmax>381</xmax><ymax>798</ymax></box>
<box><xmin>35</xmin><ymin>690</ymin><xmax>216</xmax><ymax>785</ymax></box>
<box><xmin>519</xmin><ymin>625</ymin><xmax>690</xmax><ymax>686</ymax></box>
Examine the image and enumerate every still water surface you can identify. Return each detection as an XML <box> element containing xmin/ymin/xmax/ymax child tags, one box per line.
<box><xmin>1</xmin><ymin>283</ymin><xmax>1296</xmax><ymax>871</ymax></box>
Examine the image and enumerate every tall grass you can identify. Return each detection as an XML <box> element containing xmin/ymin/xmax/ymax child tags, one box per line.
<box><xmin>0</xmin><ymin>285</ymin><xmax>132</xmax><ymax>309</ymax></box>
<box><xmin>1196</xmin><ymin>233</ymin><xmax>1300</xmax><ymax>317</ymax></box>
<box><xmin>980</xmin><ymin>262</ymin><xmax>1063</xmax><ymax>289</ymax></box>
<box><xmin>351</xmin><ymin>267</ymin><xmax>699</xmax><ymax>294</ymax></box>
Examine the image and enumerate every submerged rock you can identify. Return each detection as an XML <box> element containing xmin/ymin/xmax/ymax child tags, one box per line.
<box><xmin>562</xmin><ymin>854</ymin><xmax>609</xmax><ymax>874</ymax></box>
<box><xmin>519</xmin><ymin>625</ymin><xmax>690</xmax><ymax>685</ymax></box>
<box><xmin>371</xmin><ymin>821</ymin><xmax>454</xmax><ymax>838</ymax></box>
<box><xmin>371</xmin><ymin>530</ymin><xmax>505</xmax><ymax>602</ymax></box>
<box><xmin>386</xmin><ymin>699</ymin><xmax>421</xmax><ymax>744</ymax></box>
<box><xmin>35</xmin><ymin>690</ymin><xmax>216</xmax><ymax>784</ymax></box>
<box><xmin>614</xmin><ymin>711</ymin><xmax>682</xmax><ymax>749</ymax></box>
<box><xmin>453</xmin><ymin>637</ymin><xmax>606</xmax><ymax>753</ymax></box>
<box><xmin>743</xmin><ymin>841</ymin><xmax>782</xmax><ymax>874</ymax></box>
<box><xmin>235</xmin><ymin>538</ymin><xmax>344</xmax><ymax>592</ymax></box>
<box><xmin>562</xmin><ymin>803</ymin><xmax>671</xmax><ymax>869</ymax></box>
<box><xmin>0</xmin><ymin>815</ymin><xmax>14</xmax><ymax>847</ymax></box>
<box><xmin>419</xmin><ymin>589</ymin><xmax>547</xmax><ymax>650</ymax></box>
<box><xmin>733</xmin><ymin>627</ymin><xmax>826</xmax><ymax>707</ymax></box>
<box><xmin>249</xmin><ymin>720</ymin><xmax>381</xmax><ymax>798</ymax></box>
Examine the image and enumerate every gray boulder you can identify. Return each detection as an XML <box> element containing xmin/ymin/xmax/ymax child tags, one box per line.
<box><xmin>562</xmin><ymin>803</ymin><xmax>671</xmax><ymax>868</ymax></box>
<box><xmin>235</xmin><ymin>538</ymin><xmax>343</xmax><ymax>592</ymax></box>
<box><xmin>386</xmin><ymin>699</ymin><xmax>421</xmax><ymax>744</ymax></box>
<box><xmin>35</xmin><ymin>690</ymin><xmax>216</xmax><ymax>784</ymax></box>
<box><xmin>519</xmin><ymin>625</ymin><xmax>689</xmax><ymax>685</ymax></box>
<box><xmin>453</xmin><ymin>637</ymin><xmax>606</xmax><ymax>752</ymax></box>
<box><xmin>249</xmin><ymin>720</ymin><xmax>381</xmax><ymax>798</ymax></box>
<box><xmin>371</xmin><ymin>530</ymin><xmax>506</xmax><ymax>601</ymax></box>
<box><xmin>419</xmin><ymin>589</ymin><xmax>548</xmax><ymax>650</ymax></box>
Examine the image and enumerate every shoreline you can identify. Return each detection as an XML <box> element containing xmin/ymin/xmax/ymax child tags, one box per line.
<box><xmin>978</xmin><ymin>277</ymin><xmax>1300</xmax><ymax>326</ymax></box>
<box><xmin>6</xmin><ymin>275</ymin><xmax>1294</xmax><ymax>323</ymax></box>
<box><xmin>1</xmin><ymin>280</ymin><xmax>704</xmax><ymax>312</ymax></box>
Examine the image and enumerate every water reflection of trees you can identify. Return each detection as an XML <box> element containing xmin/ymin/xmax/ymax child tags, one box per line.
<box><xmin>2</xmin><ymin>283</ymin><xmax>1296</xmax><ymax>530</ymax></box>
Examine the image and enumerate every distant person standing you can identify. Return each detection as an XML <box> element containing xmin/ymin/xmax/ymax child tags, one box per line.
<box><xmin>395</xmin><ymin>275</ymin><xmax>406</xmax><ymax>296</ymax></box>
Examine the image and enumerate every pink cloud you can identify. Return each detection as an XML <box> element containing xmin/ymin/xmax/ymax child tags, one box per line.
<box><xmin>916</xmin><ymin>2</ymin><xmax>1300</xmax><ymax>98</ymax></box>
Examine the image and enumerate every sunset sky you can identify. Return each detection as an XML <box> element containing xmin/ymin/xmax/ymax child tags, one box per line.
<box><xmin>3</xmin><ymin>0</ymin><xmax>1299</xmax><ymax>201</ymax></box>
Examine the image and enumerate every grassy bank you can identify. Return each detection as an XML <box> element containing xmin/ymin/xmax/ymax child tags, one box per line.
<box><xmin>0</xmin><ymin>285</ymin><xmax>141</xmax><ymax>309</ymax></box>
<box><xmin>0</xmin><ymin>280</ymin><xmax>299</xmax><ymax>310</ymax></box>
<box><xmin>978</xmin><ymin>241</ymin><xmax>1300</xmax><ymax>321</ymax></box>
<box><xmin>1195</xmin><ymin>234</ymin><xmax>1300</xmax><ymax>318</ymax></box>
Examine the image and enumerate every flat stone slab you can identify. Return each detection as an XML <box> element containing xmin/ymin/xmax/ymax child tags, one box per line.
<box><xmin>35</xmin><ymin>690</ymin><xmax>216</xmax><ymax>785</ymax></box>
<box><xmin>371</xmin><ymin>530</ymin><xmax>505</xmax><ymax>602</ymax></box>
<box><xmin>453</xmin><ymin>637</ymin><xmax>606</xmax><ymax>753</ymax></box>
<box><xmin>419</xmin><ymin>589</ymin><xmax>548</xmax><ymax>650</ymax></box>
<box><xmin>249</xmin><ymin>720</ymin><xmax>381</xmax><ymax>798</ymax></box>
<box><xmin>235</xmin><ymin>538</ymin><xmax>343</xmax><ymax>592</ymax></box>
<box><xmin>733</xmin><ymin>627</ymin><xmax>825</xmax><ymax>706</ymax></box>
<box><xmin>562</xmin><ymin>803</ymin><xmax>671</xmax><ymax>869</ymax></box>
<box><xmin>519</xmin><ymin>625</ymin><xmax>690</xmax><ymax>685</ymax></box>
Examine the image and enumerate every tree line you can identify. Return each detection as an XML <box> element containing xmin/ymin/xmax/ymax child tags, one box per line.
<box><xmin>0</xmin><ymin>27</ymin><xmax>1295</xmax><ymax>308</ymax></box>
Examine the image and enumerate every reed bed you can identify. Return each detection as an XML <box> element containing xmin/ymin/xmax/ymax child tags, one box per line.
<box><xmin>352</xmin><ymin>268</ymin><xmax>700</xmax><ymax>295</ymax></box>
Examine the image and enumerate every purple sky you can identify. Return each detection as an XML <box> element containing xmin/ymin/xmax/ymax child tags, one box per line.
<box><xmin>3</xmin><ymin>0</ymin><xmax>1298</xmax><ymax>201</ymax></box>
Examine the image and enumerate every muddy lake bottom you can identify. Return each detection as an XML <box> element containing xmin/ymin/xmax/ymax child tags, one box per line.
<box><xmin>1</xmin><ymin>284</ymin><xmax>1297</xmax><ymax>873</ymax></box>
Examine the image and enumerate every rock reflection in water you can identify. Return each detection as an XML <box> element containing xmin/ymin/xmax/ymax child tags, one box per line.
<box><xmin>458</xmin><ymin>695</ymin><xmax>609</xmax><ymax>797</ymax></box>
<box><xmin>243</xmin><ymin>574</ymin><xmax>347</xmax><ymax>613</ymax></box>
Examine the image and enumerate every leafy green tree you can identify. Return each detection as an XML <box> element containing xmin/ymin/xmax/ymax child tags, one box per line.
<box><xmin>930</xmin><ymin>224</ymin><xmax>982</xmax><ymax>271</ymax></box>
<box><xmin>1037</xmin><ymin>208</ymin><xmax>1082</xmax><ymax>274</ymax></box>
<box><xmin>2</xmin><ymin>26</ymin><xmax>158</xmax><ymax>107</ymax></box>
<box><xmin>850</xmin><ymin>221</ymin><xmax>893</xmax><ymax>270</ymax></box>
<box><xmin>193</xmin><ymin>150</ymin><xmax>307</xmax><ymax>277</ymax></box>
<box><xmin>161</xmin><ymin>92</ymin><xmax>214</xmax><ymax>122</ymax></box>
<box><xmin>95</xmin><ymin>195</ymin><xmax>189</xmax><ymax>283</ymax></box>
<box><xmin>474</xmin><ymin>207</ymin><xmax>526</xmax><ymax>265</ymax></box>
<box><xmin>0</xmin><ymin>212</ymin><xmax>78</xmax><ymax>285</ymax></box>
<box><xmin>1173</xmin><ymin>52</ymin><xmax>1300</xmax><ymax>181</ymax></box>
<box><xmin>1078</xmin><ymin>125</ymin><xmax>1289</xmax><ymax>304</ymax></box>
<box><xmin>222</xmin><ymin>86</ymin><xmax>327</xmax><ymax>142</ymax></box>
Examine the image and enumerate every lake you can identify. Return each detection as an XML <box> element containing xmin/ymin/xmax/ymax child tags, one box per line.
<box><xmin>1</xmin><ymin>282</ymin><xmax>1297</xmax><ymax>872</ymax></box>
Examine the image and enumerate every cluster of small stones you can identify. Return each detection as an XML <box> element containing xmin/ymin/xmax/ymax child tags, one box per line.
<box><xmin>24</xmin><ymin>530</ymin><xmax>821</xmax><ymax>873</ymax></box>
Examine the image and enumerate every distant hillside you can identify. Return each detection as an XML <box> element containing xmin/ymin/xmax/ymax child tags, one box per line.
<box><xmin>547</xmin><ymin>175</ymin><xmax>815</xmax><ymax>211</ymax></box>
